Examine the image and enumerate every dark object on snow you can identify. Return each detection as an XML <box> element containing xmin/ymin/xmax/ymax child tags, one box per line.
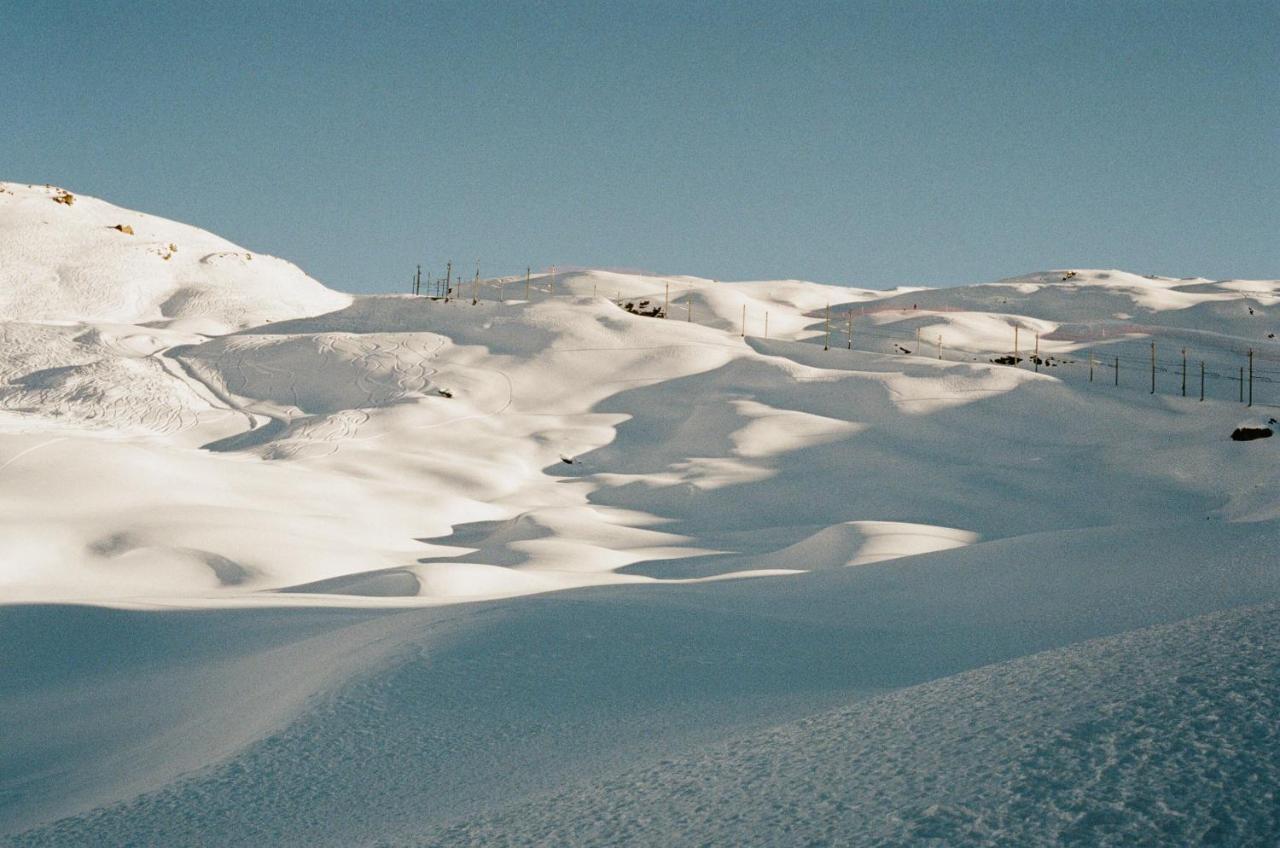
<box><xmin>561</xmin><ymin>456</ymin><xmax>575</xmax><ymax>464</ymax></box>
<box><xmin>436</xmin><ymin>388</ymin><xmax>453</xmax><ymax>398</ymax></box>
<box><xmin>1231</xmin><ymin>426</ymin><xmax>1273</xmax><ymax>442</ymax></box>
<box><xmin>895</xmin><ymin>345</ymin><xmax>912</xmax><ymax>355</ymax></box>
<box><xmin>621</xmin><ymin>300</ymin><xmax>664</xmax><ymax>318</ymax></box>
<box><xmin>991</xmin><ymin>354</ymin><xmax>1021</xmax><ymax>366</ymax></box>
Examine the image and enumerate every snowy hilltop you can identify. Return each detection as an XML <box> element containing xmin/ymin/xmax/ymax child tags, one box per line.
<box><xmin>2</xmin><ymin>185</ymin><xmax>1279</xmax><ymax>846</ymax></box>
<box><xmin>0</xmin><ymin>182</ymin><xmax>349</xmax><ymax>330</ymax></box>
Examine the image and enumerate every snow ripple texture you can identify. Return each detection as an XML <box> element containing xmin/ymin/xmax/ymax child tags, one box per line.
<box><xmin>8</xmin><ymin>603</ymin><xmax>1278</xmax><ymax>847</ymax></box>
<box><xmin>412</xmin><ymin>603</ymin><xmax>1280</xmax><ymax>848</ymax></box>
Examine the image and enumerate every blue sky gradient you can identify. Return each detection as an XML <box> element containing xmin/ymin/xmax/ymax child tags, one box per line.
<box><xmin>4</xmin><ymin>1</ymin><xmax>1277</xmax><ymax>291</ymax></box>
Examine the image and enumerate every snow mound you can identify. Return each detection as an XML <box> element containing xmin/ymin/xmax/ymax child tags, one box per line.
<box><xmin>0</xmin><ymin>183</ymin><xmax>349</xmax><ymax>330</ymax></box>
<box><xmin>763</xmin><ymin>519</ymin><xmax>977</xmax><ymax>569</ymax></box>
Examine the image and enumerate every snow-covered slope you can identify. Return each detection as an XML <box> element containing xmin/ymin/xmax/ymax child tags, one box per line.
<box><xmin>1</xmin><ymin>189</ymin><xmax>1278</xmax><ymax>844</ymax></box>
<box><xmin>0</xmin><ymin>182</ymin><xmax>349</xmax><ymax>330</ymax></box>
<box><xmin>419</xmin><ymin>601</ymin><xmax>1280</xmax><ymax>847</ymax></box>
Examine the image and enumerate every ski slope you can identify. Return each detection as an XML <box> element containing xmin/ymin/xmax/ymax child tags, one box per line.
<box><xmin>2</xmin><ymin>184</ymin><xmax>1278</xmax><ymax>845</ymax></box>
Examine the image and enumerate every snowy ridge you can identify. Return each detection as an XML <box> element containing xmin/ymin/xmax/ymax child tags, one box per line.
<box><xmin>0</xmin><ymin>182</ymin><xmax>349</xmax><ymax>329</ymax></box>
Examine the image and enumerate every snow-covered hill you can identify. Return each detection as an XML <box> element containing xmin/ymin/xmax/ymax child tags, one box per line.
<box><xmin>0</xmin><ymin>182</ymin><xmax>349</xmax><ymax>330</ymax></box>
<box><xmin>1</xmin><ymin>186</ymin><xmax>1278</xmax><ymax>845</ymax></box>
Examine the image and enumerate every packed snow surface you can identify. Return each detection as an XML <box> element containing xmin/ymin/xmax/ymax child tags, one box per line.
<box><xmin>2</xmin><ymin>184</ymin><xmax>1279</xmax><ymax>845</ymax></box>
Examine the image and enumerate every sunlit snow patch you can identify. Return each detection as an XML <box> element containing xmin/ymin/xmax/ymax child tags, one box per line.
<box><xmin>765</xmin><ymin>520</ymin><xmax>978</xmax><ymax>570</ymax></box>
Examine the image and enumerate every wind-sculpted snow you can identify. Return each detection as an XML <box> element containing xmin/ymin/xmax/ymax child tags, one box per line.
<box><xmin>7</xmin><ymin>568</ymin><xmax>1280</xmax><ymax>847</ymax></box>
<box><xmin>410</xmin><ymin>603</ymin><xmax>1280</xmax><ymax>847</ymax></box>
<box><xmin>3</xmin><ymin>187</ymin><xmax>1280</xmax><ymax>843</ymax></box>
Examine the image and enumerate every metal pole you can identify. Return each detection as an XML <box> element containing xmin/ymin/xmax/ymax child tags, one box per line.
<box><xmin>664</xmin><ymin>283</ymin><xmax>669</xmax><ymax>318</ymax></box>
<box><xmin>1249</xmin><ymin>349</ymin><xmax>1254</xmax><ymax>407</ymax></box>
<box><xmin>445</xmin><ymin>261</ymin><xmax>452</xmax><ymax>301</ymax></box>
<box><xmin>1150</xmin><ymin>342</ymin><xmax>1156</xmax><ymax>394</ymax></box>
<box><xmin>937</xmin><ymin>335</ymin><xmax>942</xmax><ymax>360</ymax></box>
<box><xmin>1115</xmin><ymin>356</ymin><xmax>1119</xmax><ymax>386</ymax></box>
<box><xmin>1200</xmin><ymin>361</ymin><xmax>1205</xmax><ymax>402</ymax></box>
<box><xmin>847</xmin><ymin>310</ymin><xmax>853</xmax><ymax>350</ymax></box>
<box><xmin>1014</xmin><ymin>326</ymin><xmax>1019</xmax><ymax>366</ymax></box>
<box><xmin>824</xmin><ymin>304</ymin><xmax>831</xmax><ymax>350</ymax></box>
<box><xmin>1089</xmin><ymin>351</ymin><xmax>1094</xmax><ymax>382</ymax></box>
<box><xmin>1240</xmin><ymin>367</ymin><xmax>1245</xmax><ymax>403</ymax></box>
<box><xmin>1181</xmin><ymin>349</ymin><xmax>1187</xmax><ymax>397</ymax></box>
<box><xmin>525</xmin><ymin>267</ymin><xmax>530</xmax><ymax>300</ymax></box>
<box><xmin>741</xmin><ymin>304</ymin><xmax>746</xmax><ymax>337</ymax></box>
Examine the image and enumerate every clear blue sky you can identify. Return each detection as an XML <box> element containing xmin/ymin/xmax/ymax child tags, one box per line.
<box><xmin>5</xmin><ymin>1</ymin><xmax>1277</xmax><ymax>292</ymax></box>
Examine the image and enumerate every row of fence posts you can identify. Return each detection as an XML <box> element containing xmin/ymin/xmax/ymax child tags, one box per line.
<box><xmin>408</xmin><ymin>275</ymin><xmax>1264</xmax><ymax>408</ymax></box>
<box><xmin>412</xmin><ymin>263</ymin><xmax>563</xmax><ymax>303</ymax></box>
<box><xmin>764</xmin><ymin>306</ymin><xmax>1261</xmax><ymax>408</ymax></box>
<box><xmin>1077</xmin><ymin>336</ymin><xmax>1253</xmax><ymax>407</ymax></box>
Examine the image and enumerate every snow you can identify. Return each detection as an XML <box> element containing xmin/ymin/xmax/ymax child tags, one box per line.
<box><xmin>418</xmin><ymin>602</ymin><xmax>1280</xmax><ymax>847</ymax></box>
<box><xmin>0</xmin><ymin>182</ymin><xmax>349</xmax><ymax>330</ymax></box>
<box><xmin>2</xmin><ymin>185</ymin><xmax>1279</xmax><ymax>844</ymax></box>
